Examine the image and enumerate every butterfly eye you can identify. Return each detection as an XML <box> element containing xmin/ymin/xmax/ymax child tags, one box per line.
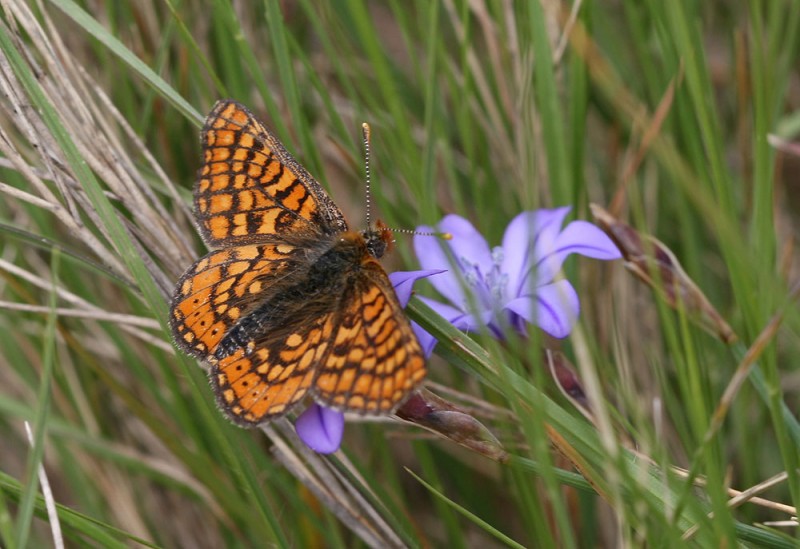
<box><xmin>365</xmin><ymin>234</ymin><xmax>387</xmax><ymax>258</ymax></box>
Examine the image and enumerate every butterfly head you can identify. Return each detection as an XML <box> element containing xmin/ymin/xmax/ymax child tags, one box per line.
<box><xmin>362</xmin><ymin>220</ymin><xmax>393</xmax><ymax>259</ymax></box>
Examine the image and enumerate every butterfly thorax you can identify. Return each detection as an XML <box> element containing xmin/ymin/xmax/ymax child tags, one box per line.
<box><xmin>213</xmin><ymin>230</ymin><xmax>381</xmax><ymax>361</ymax></box>
<box><xmin>307</xmin><ymin>231</ymin><xmax>372</xmax><ymax>282</ymax></box>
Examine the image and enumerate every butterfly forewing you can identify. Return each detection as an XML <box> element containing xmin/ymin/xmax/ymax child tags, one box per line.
<box><xmin>195</xmin><ymin>100</ymin><xmax>347</xmax><ymax>247</ymax></box>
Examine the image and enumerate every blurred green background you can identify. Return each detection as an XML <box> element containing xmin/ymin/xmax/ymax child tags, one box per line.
<box><xmin>0</xmin><ymin>1</ymin><xmax>798</xmax><ymax>547</ymax></box>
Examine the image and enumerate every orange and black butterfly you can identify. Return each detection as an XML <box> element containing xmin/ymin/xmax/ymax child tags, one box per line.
<box><xmin>169</xmin><ymin>100</ymin><xmax>426</xmax><ymax>425</ymax></box>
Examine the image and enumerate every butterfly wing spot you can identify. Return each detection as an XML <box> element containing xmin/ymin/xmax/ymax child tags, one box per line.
<box><xmin>261</xmin><ymin>157</ymin><xmax>281</xmax><ymax>181</ymax></box>
<box><xmin>208</xmin><ymin>216</ymin><xmax>230</xmax><ymax>241</ymax></box>
<box><xmin>225</xmin><ymin>261</ymin><xmax>249</xmax><ymax>276</ymax></box>
<box><xmin>232</xmin><ymin>246</ymin><xmax>259</xmax><ymax>260</ymax></box>
<box><xmin>248</xmin><ymin>281</ymin><xmax>262</xmax><ymax>294</ymax></box>
<box><xmin>212</xmin><ymin>292</ymin><xmax>230</xmax><ymax>306</ymax></box>
<box><xmin>191</xmin><ymin>266</ymin><xmax>223</xmax><ymax>293</ymax></box>
<box><xmin>208</xmin><ymin>194</ymin><xmax>233</xmax><ymax>214</ymax></box>
<box><xmin>209</xmin><ymin>173</ymin><xmax>228</xmax><ymax>189</ymax></box>
<box><xmin>236</xmin><ymin>190</ymin><xmax>254</xmax><ymax>211</ymax></box>
<box><xmin>233</xmin><ymin>174</ymin><xmax>248</xmax><ymax>188</ymax></box>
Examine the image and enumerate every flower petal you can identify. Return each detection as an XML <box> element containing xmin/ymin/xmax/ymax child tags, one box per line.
<box><xmin>412</xmin><ymin>296</ymin><xmax>492</xmax><ymax>355</ymax></box>
<box><xmin>415</xmin><ymin>215</ymin><xmax>493</xmax><ymax>307</ymax></box>
<box><xmin>553</xmin><ymin>220</ymin><xmax>622</xmax><ymax>260</ymax></box>
<box><xmin>503</xmin><ymin>208</ymin><xmax>571</xmax><ymax>296</ymax></box>
<box><xmin>295</xmin><ymin>403</ymin><xmax>344</xmax><ymax>454</ymax></box>
<box><xmin>411</xmin><ymin>321</ymin><xmax>439</xmax><ymax>357</ymax></box>
<box><xmin>389</xmin><ymin>269</ymin><xmax>446</xmax><ymax>307</ymax></box>
<box><xmin>438</xmin><ymin>214</ymin><xmax>493</xmax><ymax>273</ymax></box>
<box><xmin>504</xmin><ymin>279</ymin><xmax>579</xmax><ymax>338</ymax></box>
<box><xmin>528</xmin><ymin>220</ymin><xmax>621</xmax><ymax>289</ymax></box>
<box><xmin>419</xmin><ymin>296</ymin><xmax>491</xmax><ymax>333</ymax></box>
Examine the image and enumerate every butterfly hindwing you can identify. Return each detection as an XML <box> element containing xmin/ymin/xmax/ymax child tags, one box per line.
<box><xmin>313</xmin><ymin>258</ymin><xmax>426</xmax><ymax>414</ymax></box>
<box><xmin>170</xmin><ymin>243</ymin><xmax>302</xmax><ymax>358</ymax></box>
<box><xmin>211</xmin><ymin>312</ymin><xmax>333</xmax><ymax>425</ymax></box>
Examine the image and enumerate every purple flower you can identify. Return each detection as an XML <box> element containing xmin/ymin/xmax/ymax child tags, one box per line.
<box><xmin>411</xmin><ymin>207</ymin><xmax>621</xmax><ymax>354</ymax></box>
<box><xmin>295</xmin><ymin>403</ymin><xmax>345</xmax><ymax>454</ymax></box>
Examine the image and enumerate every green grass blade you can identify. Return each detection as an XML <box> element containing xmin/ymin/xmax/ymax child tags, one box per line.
<box><xmin>13</xmin><ymin>251</ymin><xmax>59</xmax><ymax>548</ymax></box>
<box><xmin>406</xmin><ymin>467</ymin><xmax>525</xmax><ymax>549</ymax></box>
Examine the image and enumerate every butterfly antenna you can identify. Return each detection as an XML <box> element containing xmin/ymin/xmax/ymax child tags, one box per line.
<box><xmin>361</xmin><ymin>123</ymin><xmax>450</xmax><ymax>241</ymax></box>
<box><xmin>390</xmin><ymin>227</ymin><xmax>452</xmax><ymax>240</ymax></box>
<box><xmin>362</xmin><ymin>122</ymin><xmax>373</xmax><ymax>231</ymax></box>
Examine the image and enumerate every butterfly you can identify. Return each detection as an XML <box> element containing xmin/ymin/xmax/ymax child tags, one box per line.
<box><xmin>169</xmin><ymin>100</ymin><xmax>426</xmax><ymax>425</ymax></box>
